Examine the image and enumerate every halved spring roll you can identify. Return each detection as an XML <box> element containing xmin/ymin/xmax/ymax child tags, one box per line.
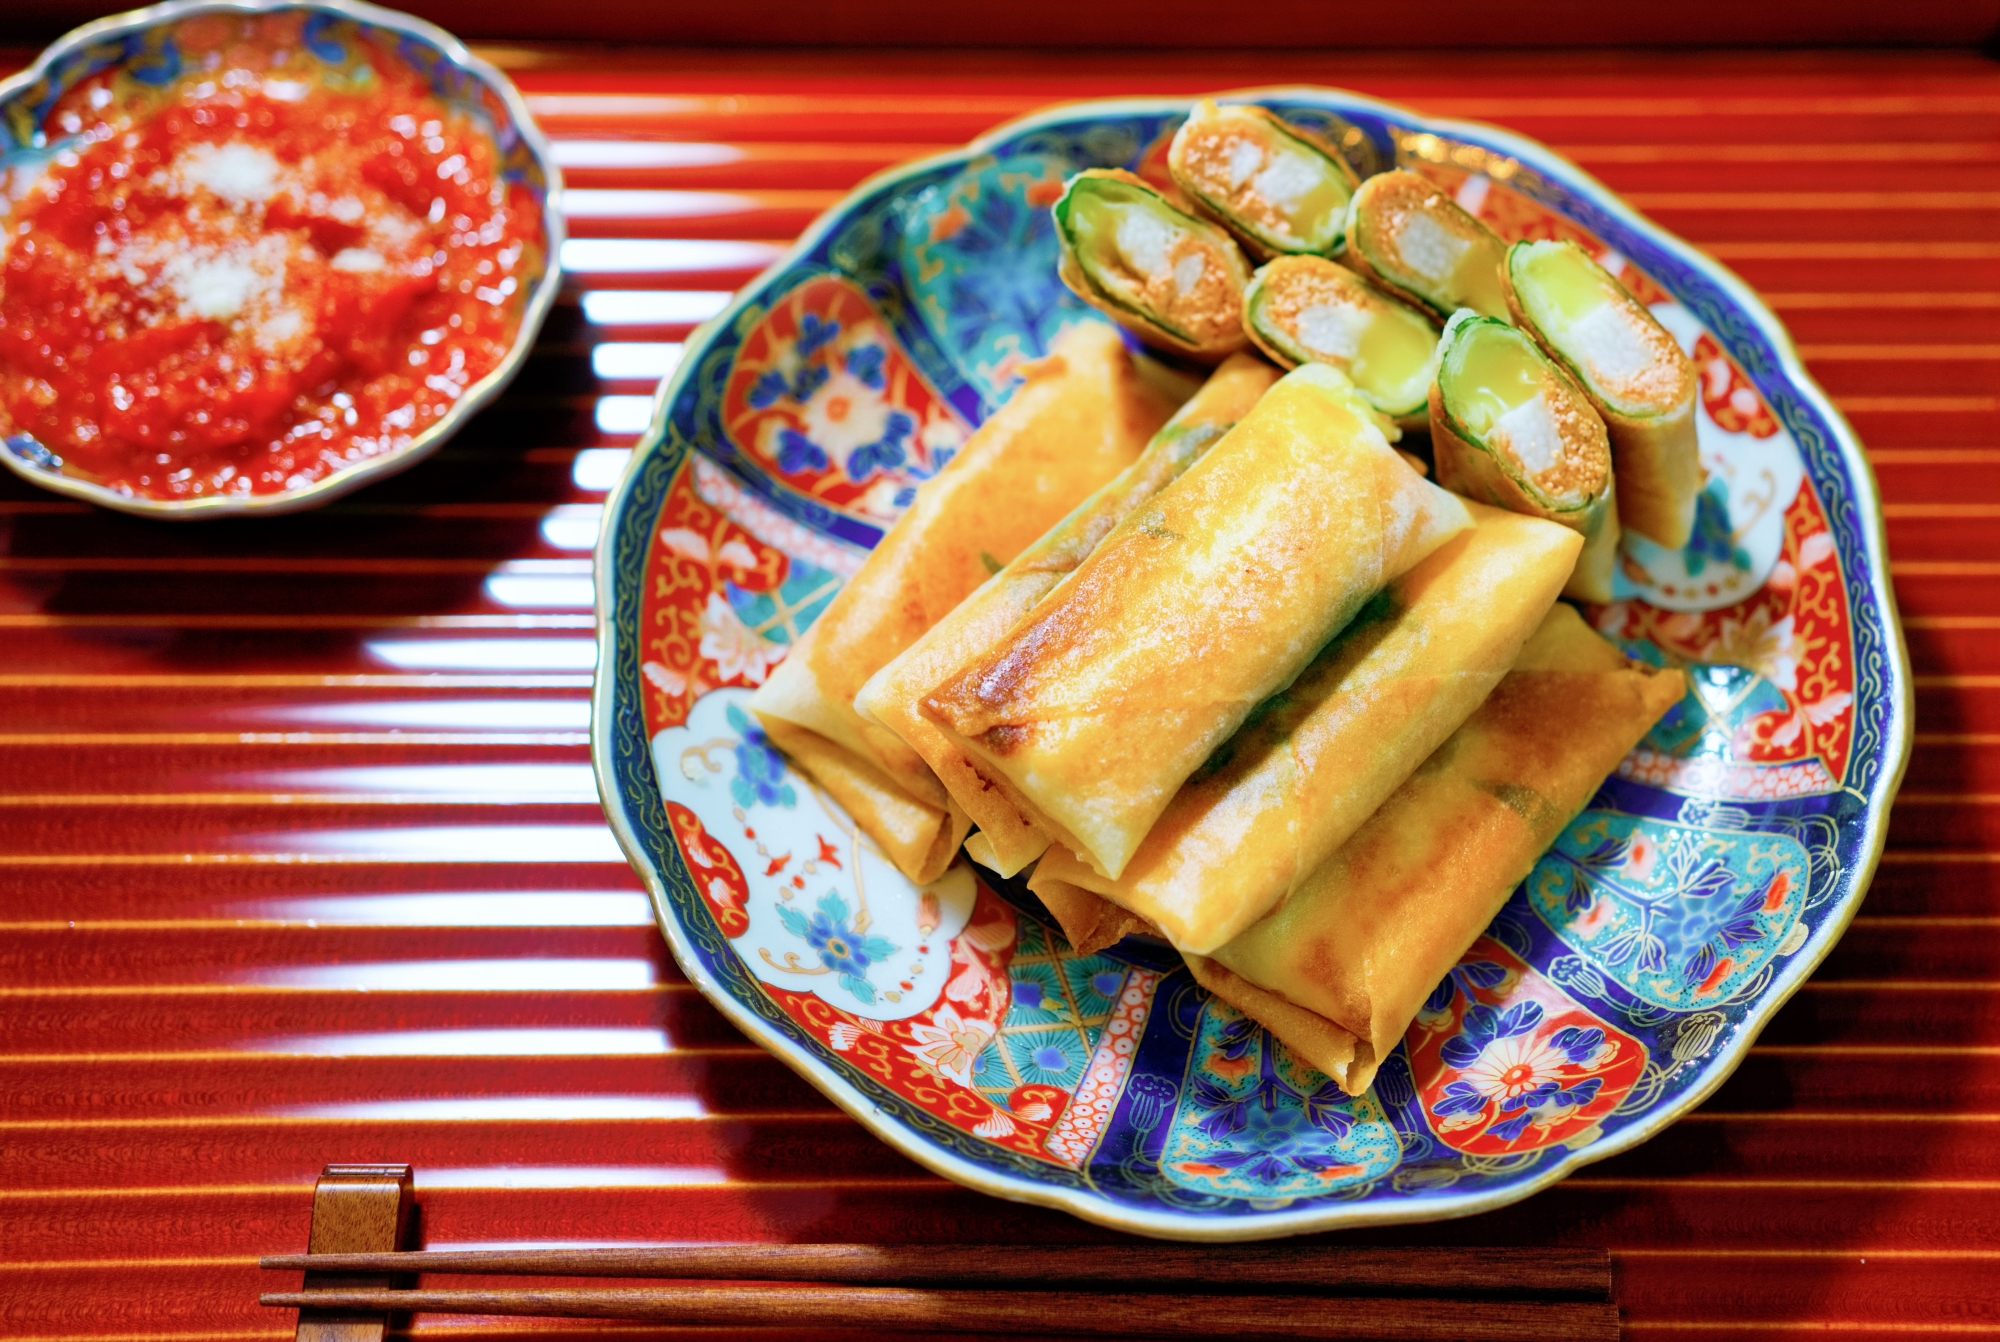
<box><xmin>1166</xmin><ymin>99</ymin><xmax>1361</xmax><ymax>259</ymax></box>
<box><xmin>1431</xmin><ymin>312</ymin><xmax>1620</xmax><ymax>604</ymax></box>
<box><xmin>1504</xmin><ymin>239</ymin><xmax>1702</xmax><ymax>550</ymax></box>
<box><xmin>1188</xmin><ymin>603</ymin><xmax>1687</xmax><ymax>1096</ymax></box>
<box><xmin>1342</xmin><ymin>169</ymin><xmax>1508</xmax><ymax>321</ymax></box>
<box><xmin>748</xmin><ymin>322</ymin><xmax>1179</xmax><ymax>884</ymax></box>
<box><xmin>1053</xmin><ymin>168</ymin><xmax>1253</xmax><ymax>362</ymax></box>
<box><xmin>1243</xmin><ymin>254</ymin><xmax>1441</xmax><ymax>429</ymax></box>
<box><xmin>1028</xmin><ymin>501</ymin><xmax>1580</xmax><ymax>954</ymax></box>
<box><xmin>854</xmin><ymin>352</ymin><xmax>1282</xmax><ymax>879</ymax></box>
<box><xmin>920</xmin><ymin>362</ymin><xmax>1473</xmax><ymax>884</ymax></box>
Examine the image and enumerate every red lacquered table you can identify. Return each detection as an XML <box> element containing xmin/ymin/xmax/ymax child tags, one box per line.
<box><xmin>2</xmin><ymin>41</ymin><xmax>1995</xmax><ymax>1340</ymax></box>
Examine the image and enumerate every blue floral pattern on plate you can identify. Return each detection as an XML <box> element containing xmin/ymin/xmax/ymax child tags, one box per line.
<box><xmin>899</xmin><ymin>152</ymin><xmax>1098</xmax><ymax>404</ymax></box>
<box><xmin>1163</xmin><ymin>1001</ymin><xmax>1400</xmax><ymax>1200</ymax></box>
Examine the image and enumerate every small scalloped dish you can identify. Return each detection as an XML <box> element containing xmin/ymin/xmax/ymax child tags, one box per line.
<box><xmin>594</xmin><ymin>90</ymin><xmax>1910</xmax><ymax>1239</ymax></box>
<box><xmin>0</xmin><ymin>0</ymin><xmax>563</xmax><ymax>518</ymax></box>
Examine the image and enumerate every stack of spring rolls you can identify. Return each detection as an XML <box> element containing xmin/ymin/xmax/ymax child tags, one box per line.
<box><xmin>749</xmin><ymin>98</ymin><xmax>1694</xmax><ymax>1097</ymax></box>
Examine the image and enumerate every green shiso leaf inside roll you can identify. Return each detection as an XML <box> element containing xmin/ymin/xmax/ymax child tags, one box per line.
<box><xmin>1053</xmin><ymin>167</ymin><xmax>1252</xmax><ymax>361</ymax></box>
<box><xmin>1167</xmin><ymin>99</ymin><xmax>1361</xmax><ymax>259</ymax></box>
<box><xmin>1243</xmin><ymin>254</ymin><xmax>1441</xmax><ymax>427</ymax></box>
<box><xmin>1504</xmin><ymin>238</ymin><xmax>1703</xmax><ymax>550</ymax></box>
<box><xmin>1430</xmin><ymin>312</ymin><xmax>1620</xmax><ymax>603</ymax></box>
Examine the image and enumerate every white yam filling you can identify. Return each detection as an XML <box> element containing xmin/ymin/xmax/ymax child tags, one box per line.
<box><xmin>1114</xmin><ymin>208</ymin><xmax>1176</xmax><ymax>279</ymax></box>
<box><xmin>1393</xmin><ymin>210</ymin><xmax>1469</xmax><ymax>282</ymax></box>
<box><xmin>1171</xmin><ymin>252</ymin><xmax>1205</xmax><ymax>293</ymax></box>
<box><xmin>1251</xmin><ymin>152</ymin><xmax>1319</xmax><ymax>214</ymax></box>
<box><xmin>1292</xmin><ymin>302</ymin><xmax>1368</xmax><ymax>360</ymax></box>
<box><xmin>1226</xmin><ymin>137</ymin><xmax>1262</xmax><ymax>187</ymax></box>
<box><xmin>1567</xmin><ymin>302</ymin><xmax>1657</xmax><ymax>391</ymax></box>
<box><xmin>1493</xmin><ymin>393</ymin><xmax>1564</xmax><ymax>475</ymax></box>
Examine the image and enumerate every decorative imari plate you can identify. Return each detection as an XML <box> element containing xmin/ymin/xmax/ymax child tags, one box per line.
<box><xmin>592</xmin><ymin>89</ymin><xmax>1912</xmax><ymax>1238</ymax></box>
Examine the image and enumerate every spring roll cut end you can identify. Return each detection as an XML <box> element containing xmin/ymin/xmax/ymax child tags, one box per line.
<box><xmin>1244</xmin><ymin>255</ymin><xmax>1441</xmax><ymax>425</ymax></box>
<box><xmin>1431</xmin><ymin>314</ymin><xmax>1618</xmax><ymax>599</ymax></box>
<box><xmin>1168</xmin><ymin>100</ymin><xmax>1360</xmax><ymax>258</ymax></box>
<box><xmin>1348</xmin><ymin>170</ymin><xmax>1508</xmax><ymax>320</ymax></box>
<box><xmin>1055</xmin><ymin>168</ymin><xmax>1252</xmax><ymax>360</ymax></box>
<box><xmin>1505</xmin><ymin>239</ymin><xmax>1701</xmax><ymax>550</ymax></box>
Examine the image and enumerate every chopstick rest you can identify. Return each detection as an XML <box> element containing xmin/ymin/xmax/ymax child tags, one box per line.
<box><xmin>289</xmin><ymin>1164</ymin><xmax>413</xmax><ymax>1342</ymax></box>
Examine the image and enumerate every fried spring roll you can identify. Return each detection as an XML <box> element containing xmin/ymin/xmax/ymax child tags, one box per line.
<box><xmin>921</xmin><ymin>362</ymin><xmax>1473</xmax><ymax>883</ymax></box>
<box><xmin>1504</xmin><ymin>239</ymin><xmax>1702</xmax><ymax>550</ymax></box>
<box><xmin>1342</xmin><ymin>169</ymin><xmax>1508</xmax><ymax>321</ymax></box>
<box><xmin>854</xmin><ymin>353</ymin><xmax>1282</xmax><ymax>879</ymax></box>
<box><xmin>1166</xmin><ymin>99</ymin><xmax>1361</xmax><ymax>259</ymax></box>
<box><xmin>748</xmin><ymin>322</ymin><xmax>1179</xmax><ymax>883</ymax></box>
<box><xmin>1431</xmin><ymin>312</ymin><xmax>1620</xmax><ymax>604</ymax></box>
<box><xmin>1035</xmin><ymin>874</ymin><xmax>1154</xmax><ymax>957</ymax></box>
<box><xmin>1189</xmin><ymin>603</ymin><xmax>1686</xmax><ymax>1095</ymax></box>
<box><xmin>757</xmin><ymin>717</ymin><xmax>968</xmax><ymax>886</ymax></box>
<box><xmin>1243</xmin><ymin>255</ymin><xmax>1441</xmax><ymax>428</ymax></box>
<box><xmin>1029</xmin><ymin>502</ymin><xmax>1580</xmax><ymax>953</ymax></box>
<box><xmin>1053</xmin><ymin>168</ymin><xmax>1253</xmax><ymax>361</ymax></box>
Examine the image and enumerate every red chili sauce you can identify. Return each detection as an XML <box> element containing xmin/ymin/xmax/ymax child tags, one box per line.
<box><xmin>0</xmin><ymin>55</ymin><xmax>543</xmax><ymax>499</ymax></box>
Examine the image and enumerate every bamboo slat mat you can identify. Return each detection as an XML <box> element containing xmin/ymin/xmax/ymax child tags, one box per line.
<box><xmin>1</xmin><ymin>42</ymin><xmax>1995</xmax><ymax>1339</ymax></box>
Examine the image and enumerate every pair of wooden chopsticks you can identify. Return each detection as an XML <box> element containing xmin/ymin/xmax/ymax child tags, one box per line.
<box><xmin>260</xmin><ymin>1243</ymin><xmax>1620</xmax><ymax>1340</ymax></box>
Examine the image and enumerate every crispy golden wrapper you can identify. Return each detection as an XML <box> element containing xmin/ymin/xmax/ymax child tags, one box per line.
<box><xmin>1167</xmin><ymin>99</ymin><xmax>1361</xmax><ymax>259</ymax></box>
<box><xmin>1342</xmin><ymin>169</ymin><xmax>1508</xmax><ymax>321</ymax></box>
<box><xmin>854</xmin><ymin>353</ymin><xmax>1281</xmax><ymax>879</ymax></box>
<box><xmin>1242</xmin><ymin>254</ymin><xmax>1440</xmax><ymax>428</ymax></box>
<box><xmin>1192</xmin><ymin>604</ymin><xmax>1687</xmax><ymax>1095</ymax></box>
<box><xmin>1053</xmin><ymin>168</ymin><xmax>1253</xmax><ymax>361</ymax></box>
<box><xmin>1504</xmin><ymin>239</ymin><xmax>1702</xmax><ymax>549</ymax></box>
<box><xmin>748</xmin><ymin>322</ymin><xmax>1178</xmax><ymax>883</ymax></box>
<box><xmin>1034</xmin><ymin>874</ymin><xmax>1154</xmax><ymax>958</ymax></box>
<box><xmin>922</xmin><ymin>363</ymin><xmax>1471</xmax><ymax>883</ymax></box>
<box><xmin>1029</xmin><ymin>502</ymin><xmax>1580</xmax><ymax>953</ymax></box>
<box><xmin>1431</xmin><ymin>312</ymin><xmax>1620</xmax><ymax>603</ymax></box>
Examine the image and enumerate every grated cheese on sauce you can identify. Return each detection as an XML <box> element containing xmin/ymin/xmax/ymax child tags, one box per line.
<box><xmin>174</xmin><ymin>142</ymin><xmax>283</xmax><ymax>207</ymax></box>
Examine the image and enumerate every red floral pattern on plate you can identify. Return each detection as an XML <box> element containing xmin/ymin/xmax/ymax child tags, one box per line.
<box><xmin>1409</xmin><ymin>936</ymin><xmax>1648</xmax><ymax>1156</ymax></box>
<box><xmin>1601</xmin><ymin>482</ymin><xmax>1855</xmax><ymax>789</ymax></box>
<box><xmin>758</xmin><ymin>885</ymin><xmax>1085</xmax><ymax>1164</ymax></box>
<box><xmin>667</xmin><ymin>801</ymin><xmax>752</xmax><ymax>938</ymax></box>
<box><xmin>1694</xmin><ymin>332</ymin><xmax>1781</xmax><ymax>439</ymax></box>
<box><xmin>638</xmin><ymin>458</ymin><xmax>799</xmax><ymax>734</ymax></box>
<box><xmin>722</xmin><ymin>273</ymin><xmax>968</xmax><ymax>526</ymax></box>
